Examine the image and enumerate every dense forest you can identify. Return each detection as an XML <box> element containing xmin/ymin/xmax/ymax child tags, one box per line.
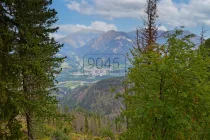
<box><xmin>1</xmin><ymin>0</ymin><xmax>210</xmax><ymax>140</ymax></box>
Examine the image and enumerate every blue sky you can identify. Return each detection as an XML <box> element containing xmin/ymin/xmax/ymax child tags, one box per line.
<box><xmin>50</xmin><ymin>0</ymin><xmax>210</xmax><ymax>39</ymax></box>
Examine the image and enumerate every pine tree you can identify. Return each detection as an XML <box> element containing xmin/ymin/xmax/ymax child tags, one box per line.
<box><xmin>14</xmin><ymin>0</ymin><xmax>63</xmax><ymax>139</ymax></box>
<box><xmin>0</xmin><ymin>0</ymin><xmax>64</xmax><ymax>139</ymax></box>
<box><xmin>0</xmin><ymin>1</ymin><xmax>23</xmax><ymax>139</ymax></box>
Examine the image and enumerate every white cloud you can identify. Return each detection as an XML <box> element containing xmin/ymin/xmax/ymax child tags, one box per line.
<box><xmin>58</xmin><ymin>24</ymin><xmax>92</xmax><ymax>34</ymax></box>
<box><xmin>200</xmin><ymin>20</ymin><xmax>210</xmax><ymax>26</ymax></box>
<box><xmin>57</xmin><ymin>21</ymin><xmax>117</xmax><ymax>34</ymax></box>
<box><xmin>49</xmin><ymin>33</ymin><xmax>65</xmax><ymax>40</ymax></box>
<box><xmin>90</xmin><ymin>21</ymin><xmax>117</xmax><ymax>31</ymax></box>
<box><xmin>66</xmin><ymin>0</ymin><xmax>210</xmax><ymax>27</ymax></box>
<box><xmin>158</xmin><ymin>0</ymin><xmax>210</xmax><ymax>27</ymax></box>
<box><xmin>67</xmin><ymin>0</ymin><xmax>93</xmax><ymax>15</ymax></box>
<box><xmin>158</xmin><ymin>25</ymin><xmax>167</xmax><ymax>31</ymax></box>
<box><xmin>67</xmin><ymin>0</ymin><xmax>146</xmax><ymax>19</ymax></box>
<box><xmin>50</xmin><ymin>21</ymin><xmax>117</xmax><ymax>39</ymax></box>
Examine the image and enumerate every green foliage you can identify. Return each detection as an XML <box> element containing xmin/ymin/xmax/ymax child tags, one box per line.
<box><xmin>100</xmin><ymin>127</ymin><xmax>115</xmax><ymax>140</ymax></box>
<box><xmin>205</xmin><ymin>38</ymin><xmax>210</xmax><ymax>47</ymax></box>
<box><xmin>200</xmin><ymin>38</ymin><xmax>210</xmax><ymax>57</ymax></box>
<box><xmin>51</xmin><ymin>130</ymin><xmax>70</xmax><ymax>140</ymax></box>
<box><xmin>0</xmin><ymin>0</ymin><xmax>65</xmax><ymax>139</ymax></box>
<box><xmin>85</xmin><ymin>115</ymin><xmax>89</xmax><ymax>134</ymax></box>
<box><xmin>121</xmin><ymin>30</ymin><xmax>210</xmax><ymax>139</ymax></box>
<box><xmin>63</xmin><ymin>127</ymin><xmax>71</xmax><ymax>135</ymax></box>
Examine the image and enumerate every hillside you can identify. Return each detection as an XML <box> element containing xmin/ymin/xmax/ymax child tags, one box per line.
<box><xmin>61</xmin><ymin>77</ymin><xmax>125</xmax><ymax>117</ymax></box>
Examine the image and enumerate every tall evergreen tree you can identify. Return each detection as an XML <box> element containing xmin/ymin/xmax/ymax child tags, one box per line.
<box><xmin>0</xmin><ymin>0</ymin><xmax>64</xmax><ymax>139</ymax></box>
<box><xmin>0</xmin><ymin>1</ymin><xmax>24</xmax><ymax>139</ymax></box>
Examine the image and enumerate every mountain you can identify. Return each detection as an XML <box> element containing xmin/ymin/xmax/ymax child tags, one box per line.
<box><xmin>56</xmin><ymin>29</ymin><xmax>201</xmax><ymax>89</ymax></box>
<box><xmin>74</xmin><ymin>30</ymin><xmax>200</xmax><ymax>55</ymax></box>
<box><xmin>76</xmin><ymin>30</ymin><xmax>133</xmax><ymax>55</ymax></box>
<box><xmin>58</xmin><ymin>29</ymin><xmax>104</xmax><ymax>52</ymax></box>
<box><xmin>61</xmin><ymin>77</ymin><xmax>125</xmax><ymax>117</ymax></box>
<box><xmin>58</xmin><ymin>29</ymin><xmax>200</xmax><ymax>55</ymax></box>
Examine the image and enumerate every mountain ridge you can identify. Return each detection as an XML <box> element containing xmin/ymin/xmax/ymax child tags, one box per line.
<box><xmin>58</xmin><ymin>29</ymin><xmax>104</xmax><ymax>52</ymax></box>
<box><xmin>59</xmin><ymin>29</ymin><xmax>200</xmax><ymax>55</ymax></box>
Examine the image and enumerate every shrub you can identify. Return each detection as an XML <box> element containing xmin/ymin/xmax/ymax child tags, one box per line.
<box><xmin>51</xmin><ymin>130</ymin><xmax>69</xmax><ymax>140</ymax></box>
<box><xmin>100</xmin><ymin>127</ymin><xmax>115</xmax><ymax>140</ymax></box>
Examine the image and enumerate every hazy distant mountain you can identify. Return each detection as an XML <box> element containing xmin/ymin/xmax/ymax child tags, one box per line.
<box><xmin>58</xmin><ymin>29</ymin><xmax>104</xmax><ymax>52</ymax></box>
<box><xmin>58</xmin><ymin>29</ymin><xmax>200</xmax><ymax>55</ymax></box>
<box><xmin>62</xmin><ymin>30</ymin><xmax>200</xmax><ymax>55</ymax></box>
<box><xmin>76</xmin><ymin>30</ymin><xmax>133</xmax><ymax>55</ymax></box>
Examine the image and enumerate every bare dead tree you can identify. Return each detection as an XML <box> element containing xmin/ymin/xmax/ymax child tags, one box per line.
<box><xmin>135</xmin><ymin>0</ymin><xmax>159</xmax><ymax>52</ymax></box>
<box><xmin>200</xmin><ymin>26</ymin><xmax>207</xmax><ymax>45</ymax></box>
